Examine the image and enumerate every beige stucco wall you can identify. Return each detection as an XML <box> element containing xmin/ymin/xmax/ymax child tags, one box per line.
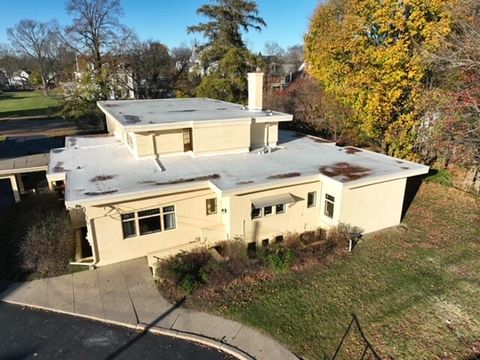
<box><xmin>154</xmin><ymin>129</ymin><xmax>184</xmax><ymax>155</ymax></box>
<box><xmin>227</xmin><ymin>181</ymin><xmax>322</xmax><ymax>243</ymax></box>
<box><xmin>339</xmin><ymin>178</ymin><xmax>407</xmax><ymax>233</ymax></box>
<box><xmin>250</xmin><ymin>122</ymin><xmax>278</xmax><ymax>148</ymax></box>
<box><xmin>133</xmin><ymin>132</ymin><xmax>155</xmax><ymax>157</ymax></box>
<box><xmin>84</xmin><ymin>188</ymin><xmax>222</xmax><ymax>267</ymax></box>
<box><xmin>193</xmin><ymin>123</ymin><xmax>250</xmax><ymax>154</ymax></box>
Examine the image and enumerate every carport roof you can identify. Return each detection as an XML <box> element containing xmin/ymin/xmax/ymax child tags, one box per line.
<box><xmin>0</xmin><ymin>153</ymin><xmax>49</xmax><ymax>175</ymax></box>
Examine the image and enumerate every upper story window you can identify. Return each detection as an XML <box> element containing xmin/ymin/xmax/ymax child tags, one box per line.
<box><xmin>206</xmin><ymin>198</ymin><xmax>217</xmax><ymax>215</ymax></box>
<box><xmin>324</xmin><ymin>194</ymin><xmax>335</xmax><ymax>218</ymax></box>
<box><xmin>121</xmin><ymin>206</ymin><xmax>176</xmax><ymax>239</ymax></box>
<box><xmin>307</xmin><ymin>191</ymin><xmax>317</xmax><ymax>208</ymax></box>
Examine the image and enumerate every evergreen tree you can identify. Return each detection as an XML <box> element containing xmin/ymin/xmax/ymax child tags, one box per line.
<box><xmin>188</xmin><ymin>0</ymin><xmax>266</xmax><ymax>102</ymax></box>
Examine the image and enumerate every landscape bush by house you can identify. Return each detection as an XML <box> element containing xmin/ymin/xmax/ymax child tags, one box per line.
<box><xmin>0</xmin><ymin>193</ymin><xmax>75</xmax><ymax>280</ymax></box>
<box><xmin>156</xmin><ymin>225</ymin><xmax>349</xmax><ymax>298</ymax></box>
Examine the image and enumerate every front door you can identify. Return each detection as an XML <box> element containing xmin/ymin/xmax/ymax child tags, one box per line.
<box><xmin>183</xmin><ymin>128</ymin><xmax>193</xmax><ymax>152</ymax></box>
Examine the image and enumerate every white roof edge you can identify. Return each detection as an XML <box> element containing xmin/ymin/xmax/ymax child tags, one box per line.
<box><xmin>344</xmin><ymin>166</ymin><xmax>430</xmax><ymax>189</ymax></box>
<box><xmin>65</xmin><ymin>181</ymin><xmax>211</xmax><ymax>208</ymax></box>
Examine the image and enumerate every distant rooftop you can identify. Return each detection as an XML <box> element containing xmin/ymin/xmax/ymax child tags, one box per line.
<box><xmin>97</xmin><ymin>98</ymin><xmax>292</xmax><ymax>130</ymax></box>
<box><xmin>48</xmin><ymin>130</ymin><xmax>429</xmax><ymax>206</ymax></box>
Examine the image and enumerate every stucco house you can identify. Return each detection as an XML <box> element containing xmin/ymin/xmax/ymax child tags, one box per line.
<box><xmin>46</xmin><ymin>72</ymin><xmax>429</xmax><ymax>269</ymax></box>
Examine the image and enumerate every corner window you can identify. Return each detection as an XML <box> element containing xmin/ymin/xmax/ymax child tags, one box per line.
<box><xmin>307</xmin><ymin>191</ymin><xmax>317</xmax><ymax>208</ymax></box>
<box><xmin>138</xmin><ymin>209</ymin><xmax>161</xmax><ymax>235</ymax></box>
<box><xmin>206</xmin><ymin>198</ymin><xmax>217</xmax><ymax>215</ymax></box>
<box><xmin>324</xmin><ymin>194</ymin><xmax>335</xmax><ymax>218</ymax></box>
<box><xmin>264</xmin><ymin>205</ymin><xmax>273</xmax><ymax>216</ymax></box>
<box><xmin>251</xmin><ymin>206</ymin><xmax>262</xmax><ymax>219</ymax></box>
<box><xmin>163</xmin><ymin>206</ymin><xmax>176</xmax><ymax>230</ymax></box>
<box><xmin>275</xmin><ymin>203</ymin><xmax>285</xmax><ymax>214</ymax></box>
<box><xmin>121</xmin><ymin>213</ymin><xmax>136</xmax><ymax>239</ymax></box>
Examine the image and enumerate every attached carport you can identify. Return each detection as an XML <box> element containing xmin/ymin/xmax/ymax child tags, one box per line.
<box><xmin>0</xmin><ymin>153</ymin><xmax>50</xmax><ymax>203</ymax></box>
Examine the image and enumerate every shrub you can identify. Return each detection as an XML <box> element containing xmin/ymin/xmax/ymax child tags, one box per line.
<box><xmin>265</xmin><ymin>246</ymin><xmax>295</xmax><ymax>273</ymax></box>
<box><xmin>157</xmin><ymin>250</ymin><xmax>213</xmax><ymax>294</ymax></box>
<box><xmin>327</xmin><ymin>223</ymin><xmax>362</xmax><ymax>249</ymax></box>
<box><xmin>284</xmin><ymin>232</ymin><xmax>303</xmax><ymax>249</ymax></box>
<box><xmin>19</xmin><ymin>209</ymin><xmax>75</xmax><ymax>278</ymax></box>
<box><xmin>426</xmin><ymin>168</ymin><xmax>453</xmax><ymax>187</ymax></box>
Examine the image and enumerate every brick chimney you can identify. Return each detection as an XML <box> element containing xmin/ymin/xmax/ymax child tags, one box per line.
<box><xmin>248</xmin><ymin>71</ymin><xmax>264</xmax><ymax>111</ymax></box>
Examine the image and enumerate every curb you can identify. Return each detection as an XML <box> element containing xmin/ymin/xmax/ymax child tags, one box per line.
<box><xmin>0</xmin><ymin>299</ymin><xmax>254</xmax><ymax>360</ymax></box>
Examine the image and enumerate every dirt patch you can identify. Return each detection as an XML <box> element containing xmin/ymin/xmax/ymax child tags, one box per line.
<box><xmin>267</xmin><ymin>172</ymin><xmax>301</xmax><ymax>179</ymax></box>
<box><xmin>52</xmin><ymin>149</ymin><xmax>64</xmax><ymax>154</ymax></box>
<box><xmin>84</xmin><ymin>190</ymin><xmax>118</xmax><ymax>196</ymax></box>
<box><xmin>344</xmin><ymin>146</ymin><xmax>362</xmax><ymax>154</ymax></box>
<box><xmin>237</xmin><ymin>180</ymin><xmax>254</xmax><ymax>185</ymax></box>
<box><xmin>90</xmin><ymin>175</ymin><xmax>116</xmax><ymax>182</ymax></box>
<box><xmin>319</xmin><ymin>162</ymin><xmax>371</xmax><ymax>181</ymax></box>
<box><xmin>68</xmin><ymin>138</ymin><xmax>77</xmax><ymax>146</ymax></box>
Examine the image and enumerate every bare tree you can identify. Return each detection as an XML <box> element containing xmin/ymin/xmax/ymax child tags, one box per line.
<box><xmin>130</xmin><ymin>41</ymin><xmax>173</xmax><ymax>99</ymax></box>
<box><xmin>7</xmin><ymin>20</ymin><xmax>58</xmax><ymax>94</ymax></box>
<box><xmin>63</xmin><ymin>0</ymin><xmax>135</xmax><ymax>97</ymax></box>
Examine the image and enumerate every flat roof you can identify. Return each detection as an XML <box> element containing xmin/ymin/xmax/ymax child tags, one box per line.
<box><xmin>0</xmin><ymin>153</ymin><xmax>49</xmax><ymax>175</ymax></box>
<box><xmin>97</xmin><ymin>98</ymin><xmax>293</xmax><ymax>130</ymax></box>
<box><xmin>48</xmin><ymin>131</ymin><xmax>429</xmax><ymax>206</ymax></box>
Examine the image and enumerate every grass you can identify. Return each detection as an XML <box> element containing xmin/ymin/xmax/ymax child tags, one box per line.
<box><xmin>188</xmin><ymin>183</ymin><xmax>480</xmax><ymax>360</ymax></box>
<box><xmin>0</xmin><ymin>91</ymin><xmax>62</xmax><ymax>118</ymax></box>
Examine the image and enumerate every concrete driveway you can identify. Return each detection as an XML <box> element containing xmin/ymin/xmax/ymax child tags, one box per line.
<box><xmin>0</xmin><ymin>257</ymin><xmax>298</xmax><ymax>360</ymax></box>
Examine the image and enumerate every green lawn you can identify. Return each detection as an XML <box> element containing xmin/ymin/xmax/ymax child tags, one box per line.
<box><xmin>0</xmin><ymin>91</ymin><xmax>62</xmax><ymax>118</ymax></box>
<box><xmin>190</xmin><ymin>183</ymin><xmax>480</xmax><ymax>360</ymax></box>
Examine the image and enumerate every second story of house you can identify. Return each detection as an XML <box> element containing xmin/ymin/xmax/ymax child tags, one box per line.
<box><xmin>97</xmin><ymin>72</ymin><xmax>293</xmax><ymax>158</ymax></box>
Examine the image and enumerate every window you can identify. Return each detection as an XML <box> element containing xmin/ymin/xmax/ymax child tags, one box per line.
<box><xmin>251</xmin><ymin>206</ymin><xmax>262</xmax><ymax>219</ymax></box>
<box><xmin>307</xmin><ymin>191</ymin><xmax>317</xmax><ymax>208</ymax></box>
<box><xmin>163</xmin><ymin>206</ymin><xmax>176</xmax><ymax>230</ymax></box>
<box><xmin>121</xmin><ymin>213</ymin><xmax>136</xmax><ymax>239</ymax></box>
<box><xmin>206</xmin><ymin>198</ymin><xmax>217</xmax><ymax>215</ymax></box>
<box><xmin>264</xmin><ymin>205</ymin><xmax>273</xmax><ymax>216</ymax></box>
<box><xmin>324</xmin><ymin>194</ymin><xmax>335</xmax><ymax>218</ymax></box>
<box><xmin>275</xmin><ymin>203</ymin><xmax>285</xmax><ymax>214</ymax></box>
<box><xmin>138</xmin><ymin>209</ymin><xmax>161</xmax><ymax>235</ymax></box>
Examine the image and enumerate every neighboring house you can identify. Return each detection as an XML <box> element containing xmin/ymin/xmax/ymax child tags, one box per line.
<box><xmin>0</xmin><ymin>70</ymin><xmax>9</xmax><ymax>89</ymax></box>
<box><xmin>7</xmin><ymin>70</ymin><xmax>32</xmax><ymax>90</ymax></box>
<box><xmin>46</xmin><ymin>72</ymin><xmax>429</xmax><ymax>269</ymax></box>
<box><xmin>267</xmin><ymin>62</ymin><xmax>305</xmax><ymax>90</ymax></box>
<box><xmin>176</xmin><ymin>42</ymin><xmax>219</xmax><ymax>77</ymax></box>
<box><xmin>71</xmin><ymin>55</ymin><xmax>135</xmax><ymax>100</ymax></box>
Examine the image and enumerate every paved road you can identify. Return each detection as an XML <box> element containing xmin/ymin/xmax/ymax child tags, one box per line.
<box><xmin>0</xmin><ymin>303</ymin><xmax>235</xmax><ymax>360</ymax></box>
<box><xmin>0</xmin><ymin>117</ymin><xmax>98</xmax><ymax>137</ymax></box>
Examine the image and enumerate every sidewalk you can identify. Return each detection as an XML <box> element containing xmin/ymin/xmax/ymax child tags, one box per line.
<box><xmin>0</xmin><ymin>257</ymin><xmax>298</xmax><ymax>360</ymax></box>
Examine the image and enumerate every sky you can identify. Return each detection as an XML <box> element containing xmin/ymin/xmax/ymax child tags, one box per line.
<box><xmin>0</xmin><ymin>0</ymin><xmax>320</xmax><ymax>52</ymax></box>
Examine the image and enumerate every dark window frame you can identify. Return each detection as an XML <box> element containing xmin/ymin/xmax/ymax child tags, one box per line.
<box><xmin>324</xmin><ymin>194</ymin><xmax>335</xmax><ymax>218</ymax></box>
<box><xmin>206</xmin><ymin>198</ymin><xmax>217</xmax><ymax>215</ymax></box>
<box><xmin>307</xmin><ymin>191</ymin><xmax>317</xmax><ymax>208</ymax></box>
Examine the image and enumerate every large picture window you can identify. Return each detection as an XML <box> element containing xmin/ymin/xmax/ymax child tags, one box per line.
<box><xmin>324</xmin><ymin>194</ymin><xmax>335</xmax><ymax>218</ymax></box>
<box><xmin>138</xmin><ymin>209</ymin><xmax>161</xmax><ymax>235</ymax></box>
<box><xmin>122</xmin><ymin>205</ymin><xmax>176</xmax><ymax>239</ymax></box>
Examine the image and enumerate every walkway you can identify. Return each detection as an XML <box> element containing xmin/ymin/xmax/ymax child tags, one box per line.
<box><xmin>0</xmin><ymin>257</ymin><xmax>298</xmax><ymax>360</ymax></box>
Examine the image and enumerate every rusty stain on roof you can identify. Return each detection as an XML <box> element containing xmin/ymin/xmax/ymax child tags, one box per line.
<box><xmin>153</xmin><ymin>174</ymin><xmax>221</xmax><ymax>186</ymax></box>
<box><xmin>344</xmin><ymin>147</ymin><xmax>362</xmax><ymax>154</ymax></box>
<box><xmin>319</xmin><ymin>162</ymin><xmax>371</xmax><ymax>181</ymax></box>
<box><xmin>267</xmin><ymin>172</ymin><xmax>301</xmax><ymax>179</ymax></box>
<box><xmin>84</xmin><ymin>190</ymin><xmax>118</xmax><ymax>196</ymax></box>
<box><xmin>90</xmin><ymin>175</ymin><xmax>116</xmax><ymax>182</ymax></box>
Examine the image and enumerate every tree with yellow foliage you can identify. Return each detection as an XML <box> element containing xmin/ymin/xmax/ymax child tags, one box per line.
<box><xmin>305</xmin><ymin>0</ymin><xmax>456</xmax><ymax>158</ymax></box>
